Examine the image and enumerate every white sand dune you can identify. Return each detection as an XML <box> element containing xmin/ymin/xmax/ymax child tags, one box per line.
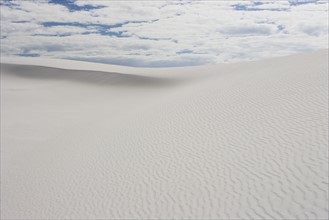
<box><xmin>1</xmin><ymin>50</ymin><xmax>328</xmax><ymax>219</ymax></box>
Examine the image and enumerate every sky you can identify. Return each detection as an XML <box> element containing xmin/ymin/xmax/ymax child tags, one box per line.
<box><xmin>0</xmin><ymin>0</ymin><xmax>328</xmax><ymax>67</ymax></box>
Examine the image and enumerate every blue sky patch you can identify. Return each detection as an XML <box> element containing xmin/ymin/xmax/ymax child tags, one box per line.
<box><xmin>0</xmin><ymin>0</ymin><xmax>17</xmax><ymax>7</ymax></box>
<box><xmin>41</xmin><ymin>20</ymin><xmax>158</xmax><ymax>38</ymax></box>
<box><xmin>42</xmin><ymin>21</ymin><xmax>126</xmax><ymax>29</ymax></box>
<box><xmin>49</xmin><ymin>0</ymin><xmax>105</xmax><ymax>12</ymax></box>
<box><xmin>277</xmin><ymin>25</ymin><xmax>285</xmax><ymax>31</ymax></box>
<box><xmin>41</xmin><ymin>21</ymin><xmax>128</xmax><ymax>37</ymax></box>
<box><xmin>16</xmin><ymin>53</ymin><xmax>40</xmax><ymax>57</ymax></box>
<box><xmin>176</xmin><ymin>49</ymin><xmax>193</xmax><ymax>54</ymax></box>
<box><xmin>232</xmin><ymin>3</ymin><xmax>289</xmax><ymax>11</ymax></box>
<box><xmin>32</xmin><ymin>33</ymin><xmax>72</xmax><ymax>37</ymax></box>
<box><xmin>289</xmin><ymin>0</ymin><xmax>320</xmax><ymax>6</ymax></box>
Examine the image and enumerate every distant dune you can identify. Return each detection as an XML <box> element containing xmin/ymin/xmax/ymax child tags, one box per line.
<box><xmin>1</xmin><ymin>50</ymin><xmax>328</xmax><ymax>219</ymax></box>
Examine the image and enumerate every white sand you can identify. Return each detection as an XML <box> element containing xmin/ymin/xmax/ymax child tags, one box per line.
<box><xmin>1</xmin><ymin>50</ymin><xmax>328</xmax><ymax>219</ymax></box>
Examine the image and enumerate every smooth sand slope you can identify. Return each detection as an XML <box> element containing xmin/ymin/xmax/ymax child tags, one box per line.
<box><xmin>1</xmin><ymin>50</ymin><xmax>328</xmax><ymax>219</ymax></box>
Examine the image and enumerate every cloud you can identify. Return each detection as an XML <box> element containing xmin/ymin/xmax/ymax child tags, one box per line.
<box><xmin>219</xmin><ymin>25</ymin><xmax>274</xmax><ymax>36</ymax></box>
<box><xmin>0</xmin><ymin>0</ymin><xmax>328</xmax><ymax>67</ymax></box>
<box><xmin>300</xmin><ymin>25</ymin><xmax>329</xmax><ymax>36</ymax></box>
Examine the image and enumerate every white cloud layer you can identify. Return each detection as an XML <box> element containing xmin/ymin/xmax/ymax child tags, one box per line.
<box><xmin>0</xmin><ymin>0</ymin><xmax>328</xmax><ymax>67</ymax></box>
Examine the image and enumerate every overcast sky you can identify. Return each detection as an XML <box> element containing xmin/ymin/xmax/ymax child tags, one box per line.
<box><xmin>0</xmin><ymin>0</ymin><xmax>328</xmax><ymax>67</ymax></box>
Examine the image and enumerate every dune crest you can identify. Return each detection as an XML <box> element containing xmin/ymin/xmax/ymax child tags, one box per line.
<box><xmin>1</xmin><ymin>50</ymin><xmax>328</xmax><ymax>219</ymax></box>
